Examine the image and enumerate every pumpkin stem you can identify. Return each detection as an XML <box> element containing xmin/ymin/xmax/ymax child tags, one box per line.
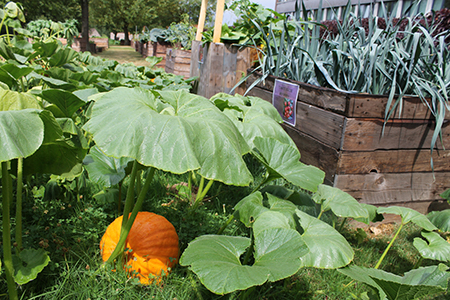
<box><xmin>2</xmin><ymin>161</ymin><xmax>19</xmax><ymax>300</ymax></box>
<box><xmin>191</xmin><ymin>177</ymin><xmax>214</xmax><ymax>211</ymax></box>
<box><xmin>15</xmin><ymin>157</ymin><xmax>23</xmax><ymax>251</ymax></box>
<box><xmin>122</xmin><ymin>160</ymin><xmax>139</xmax><ymax>227</ymax></box>
<box><xmin>105</xmin><ymin>167</ymin><xmax>156</xmax><ymax>265</ymax></box>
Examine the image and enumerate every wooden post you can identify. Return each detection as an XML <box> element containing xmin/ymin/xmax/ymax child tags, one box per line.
<box><xmin>213</xmin><ymin>0</ymin><xmax>225</xmax><ymax>43</ymax></box>
<box><xmin>196</xmin><ymin>0</ymin><xmax>208</xmax><ymax>41</ymax></box>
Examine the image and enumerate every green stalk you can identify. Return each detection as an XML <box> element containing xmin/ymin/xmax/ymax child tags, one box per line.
<box><xmin>317</xmin><ymin>209</ymin><xmax>324</xmax><ymax>220</ymax></box>
<box><xmin>121</xmin><ymin>160</ymin><xmax>138</xmax><ymax>226</ymax></box>
<box><xmin>374</xmin><ymin>222</ymin><xmax>404</xmax><ymax>269</ymax></box>
<box><xmin>117</xmin><ymin>181</ymin><xmax>123</xmax><ymax>214</ymax></box>
<box><xmin>135</xmin><ymin>169</ymin><xmax>142</xmax><ymax>196</ymax></box>
<box><xmin>191</xmin><ymin>178</ymin><xmax>214</xmax><ymax>211</ymax></box>
<box><xmin>105</xmin><ymin>167</ymin><xmax>155</xmax><ymax>265</ymax></box>
<box><xmin>338</xmin><ymin>217</ymin><xmax>347</xmax><ymax>232</ymax></box>
<box><xmin>15</xmin><ymin>157</ymin><xmax>23</xmax><ymax>251</ymax></box>
<box><xmin>217</xmin><ymin>215</ymin><xmax>234</xmax><ymax>235</ymax></box>
<box><xmin>2</xmin><ymin>161</ymin><xmax>19</xmax><ymax>300</ymax></box>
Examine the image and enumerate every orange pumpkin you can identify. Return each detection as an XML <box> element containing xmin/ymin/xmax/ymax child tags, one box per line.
<box><xmin>100</xmin><ymin>211</ymin><xmax>179</xmax><ymax>284</ymax></box>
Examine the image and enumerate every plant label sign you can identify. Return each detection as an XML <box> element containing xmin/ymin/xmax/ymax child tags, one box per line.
<box><xmin>273</xmin><ymin>79</ymin><xmax>299</xmax><ymax>126</ymax></box>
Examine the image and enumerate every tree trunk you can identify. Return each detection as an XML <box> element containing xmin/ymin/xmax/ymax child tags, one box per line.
<box><xmin>124</xmin><ymin>23</ymin><xmax>130</xmax><ymax>45</ymax></box>
<box><xmin>81</xmin><ymin>0</ymin><xmax>89</xmax><ymax>51</ymax></box>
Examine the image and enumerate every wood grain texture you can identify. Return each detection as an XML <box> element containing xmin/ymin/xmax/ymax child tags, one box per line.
<box><xmin>334</xmin><ymin>172</ymin><xmax>449</xmax><ymax>204</ymax></box>
<box><xmin>342</xmin><ymin>118</ymin><xmax>450</xmax><ymax>151</ymax></box>
<box><xmin>337</xmin><ymin>149</ymin><xmax>450</xmax><ymax>174</ymax></box>
<box><xmin>296</xmin><ymin>102</ymin><xmax>345</xmax><ymax>149</ymax></box>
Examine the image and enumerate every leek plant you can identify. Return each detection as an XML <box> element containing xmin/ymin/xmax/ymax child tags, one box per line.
<box><xmin>243</xmin><ymin>0</ymin><xmax>450</xmax><ymax>160</ymax></box>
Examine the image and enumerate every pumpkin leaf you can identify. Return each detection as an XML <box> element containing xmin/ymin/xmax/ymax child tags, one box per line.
<box><xmin>378</xmin><ymin>206</ymin><xmax>437</xmax><ymax>231</ymax></box>
<box><xmin>40</xmin><ymin>89</ymin><xmax>86</xmax><ymax>118</ymax></box>
<box><xmin>84</xmin><ymin>88</ymin><xmax>252</xmax><ymax>186</ymax></box>
<box><xmin>0</xmin><ymin>88</ymin><xmax>41</xmax><ymax>111</ymax></box>
<box><xmin>12</xmin><ymin>248</ymin><xmax>50</xmax><ymax>285</ymax></box>
<box><xmin>413</xmin><ymin>231</ymin><xmax>450</xmax><ymax>262</ymax></box>
<box><xmin>341</xmin><ymin>264</ymin><xmax>450</xmax><ymax>300</ymax></box>
<box><xmin>253</xmin><ymin>210</ymin><xmax>292</xmax><ymax>236</ymax></box>
<box><xmin>427</xmin><ymin>210</ymin><xmax>450</xmax><ymax>232</ymax></box>
<box><xmin>266</xmin><ymin>193</ymin><xmax>298</xmax><ymax>229</ymax></box>
<box><xmin>83</xmin><ymin>145</ymin><xmax>133</xmax><ymax>187</ymax></box>
<box><xmin>212</xmin><ymin>93</ymin><xmax>295</xmax><ymax>149</ymax></box>
<box><xmin>180</xmin><ymin>226</ymin><xmax>308</xmax><ymax>295</ymax></box>
<box><xmin>253</xmin><ymin>227</ymin><xmax>308</xmax><ymax>282</ymax></box>
<box><xmin>253</xmin><ymin>137</ymin><xmax>324</xmax><ymax>192</ymax></box>
<box><xmin>313</xmin><ymin>184</ymin><xmax>370</xmax><ymax>221</ymax></box>
<box><xmin>234</xmin><ymin>192</ymin><xmax>269</xmax><ymax>227</ymax></box>
<box><xmin>179</xmin><ymin>235</ymin><xmax>267</xmax><ymax>295</ymax></box>
<box><xmin>296</xmin><ymin>209</ymin><xmax>354</xmax><ymax>268</ymax></box>
<box><xmin>0</xmin><ymin>109</ymin><xmax>44</xmax><ymax>162</ymax></box>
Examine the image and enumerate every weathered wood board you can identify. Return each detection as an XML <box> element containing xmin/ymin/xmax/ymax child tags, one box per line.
<box><xmin>191</xmin><ymin>41</ymin><xmax>254</xmax><ymax>98</ymax></box>
<box><xmin>165</xmin><ymin>49</ymin><xmax>191</xmax><ymax>79</ymax></box>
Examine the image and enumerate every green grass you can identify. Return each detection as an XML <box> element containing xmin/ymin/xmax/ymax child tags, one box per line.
<box><xmin>1</xmin><ymin>167</ymin><xmax>448</xmax><ymax>299</ymax></box>
<box><xmin>93</xmin><ymin>45</ymin><xmax>154</xmax><ymax>67</ymax></box>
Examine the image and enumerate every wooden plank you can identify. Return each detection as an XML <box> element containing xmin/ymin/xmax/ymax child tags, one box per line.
<box><xmin>246</xmin><ymin>86</ymin><xmax>272</xmax><ymax>102</ymax></box>
<box><xmin>342</xmin><ymin>118</ymin><xmax>450</xmax><ymax>151</ymax></box>
<box><xmin>223</xmin><ymin>43</ymin><xmax>238</xmax><ymax>94</ymax></box>
<box><xmin>206</xmin><ymin>42</ymin><xmax>225</xmax><ymax>98</ymax></box>
<box><xmin>190</xmin><ymin>40</ymin><xmax>201</xmax><ymax>78</ymax></box>
<box><xmin>296</xmin><ymin>102</ymin><xmax>345</xmax><ymax>149</ymax></box>
<box><xmin>337</xmin><ymin>149</ymin><xmax>450</xmax><ymax>174</ymax></box>
<box><xmin>282</xmin><ymin>124</ymin><xmax>339</xmax><ymax>184</ymax></box>
<box><xmin>235</xmin><ymin>47</ymin><xmax>251</xmax><ymax>95</ymax></box>
<box><xmin>246</xmin><ymin>71</ymin><xmax>348</xmax><ymax>113</ymax></box>
<box><xmin>334</xmin><ymin>172</ymin><xmax>449</xmax><ymax>204</ymax></box>
<box><xmin>347</xmin><ymin>94</ymin><xmax>440</xmax><ymax>119</ymax></box>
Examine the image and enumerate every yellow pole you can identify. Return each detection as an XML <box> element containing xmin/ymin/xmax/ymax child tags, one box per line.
<box><xmin>213</xmin><ymin>0</ymin><xmax>225</xmax><ymax>43</ymax></box>
<box><xmin>196</xmin><ymin>0</ymin><xmax>208</xmax><ymax>41</ymax></box>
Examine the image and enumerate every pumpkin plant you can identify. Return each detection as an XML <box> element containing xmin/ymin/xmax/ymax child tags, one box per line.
<box><xmin>100</xmin><ymin>211</ymin><xmax>179</xmax><ymax>283</ymax></box>
<box><xmin>339</xmin><ymin>206</ymin><xmax>450</xmax><ymax>299</ymax></box>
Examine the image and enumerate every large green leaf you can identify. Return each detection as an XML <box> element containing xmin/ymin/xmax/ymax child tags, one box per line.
<box><xmin>252</xmin><ymin>210</ymin><xmax>292</xmax><ymax>236</ymax></box>
<box><xmin>23</xmin><ymin>141</ymin><xmax>86</xmax><ymax>177</ymax></box>
<box><xmin>83</xmin><ymin>145</ymin><xmax>133</xmax><ymax>187</ymax></box>
<box><xmin>296</xmin><ymin>209</ymin><xmax>353</xmax><ymax>268</ymax></box>
<box><xmin>253</xmin><ymin>137</ymin><xmax>324</xmax><ymax>192</ymax></box>
<box><xmin>211</xmin><ymin>93</ymin><xmax>294</xmax><ymax>148</ymax></box>
<box><xmin>266</xmin><ymin>193</ymin><xmax>298</xmax><ymax>229</ymax></box>
<box><xmin>0</xmin><ymin>109</ymin><xmax>44</xmax><ymax>162</ymax></box>
<box><xmin>338</xmin><ymin>264</ymin><xmax>450</xmax><ymax>300</ymax></box>
<box><xmin>12</xmin><ymin>248</ymin><xmax>50</xmax><ymax>285</ymax></box>
<box><xmin>179</xmin><ymin>235</ymin><xmax>267</xmax><ymax>294</ymax></box>
<box><xmin>84</xmin><ymin>88</ymin><xmax>252</xmax><ymax>186</ymax></box>
<box><xmin>313</xmin><ymin>184</ymin><xmax>369</xmax><ymax>221</ymax></box>
<box><xmin>253</xmin><ymin>227</ymin><xmax>308</xmax><ymax>282</ymax></box>
<box><xmin>40</xmin><ymin>89</ymin><xmax>86</xmax><ymax>117</ymax></box>
<box><xmin>427</xmin><ymin>210</ymin><xmax>450</xmax><ymax>232</ymax></box>
<box><xmin>0</xmin><ymin>88</ymin><xmax>41</xmax><ymax>111</ymax></box>
<box><xmin>378</xmin><ymin>206</ymin><xmax>437</xmax><ymax>231</ymax></box>
<box><xmin>234</xmin><ymin>192</ymin><xmax>269</xmax><ymax>227</ymax></box>
<box><xmin>180</xmin><ymin>226</ymin><xmax>308</xmax><ymax>295</ymax></box>
<box><xmin>413</xmin><ymin>231</ymin><xmax>450</xmax><ymax>262</ymax></box>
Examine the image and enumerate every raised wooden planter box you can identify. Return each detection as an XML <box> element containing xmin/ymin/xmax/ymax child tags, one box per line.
<box><xmin>165</xmin><ymin>48</ymin><xmax>191</xmax><ymax>79</ymax></box>
<box><xmin>246</xmin><ymin>71</ymin><xmax>450</xmax><ymax>213</ymax></box>
<box><xmin>190</xmin><ymin>40</ymin><xmax>255</xmax><ymax>98</ymax></box>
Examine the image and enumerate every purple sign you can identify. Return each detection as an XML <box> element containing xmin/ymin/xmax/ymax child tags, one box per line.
<box><xmin>272</xmin><ymin>79</ymin><xmax>299</xmax><ymax>126</ymax></box>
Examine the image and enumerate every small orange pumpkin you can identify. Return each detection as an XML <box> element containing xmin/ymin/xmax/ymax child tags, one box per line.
<box><xmin>100</xmin><ymin>211</ymin><xmax>179</xmax><ymax>284</ymax></box>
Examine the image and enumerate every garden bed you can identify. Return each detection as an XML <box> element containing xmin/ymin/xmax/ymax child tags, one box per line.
<box><xmin>246</xmin><ymin>70</ymin><xmax>450</xmax><ymax>213</ymax></box>
<box><xmin>165</xmin><ymin>48</ymin><xmax>191</xmax><ymax>79</ymax></box>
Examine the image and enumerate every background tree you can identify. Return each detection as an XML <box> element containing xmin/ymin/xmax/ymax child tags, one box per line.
<box><xmin>2</xmin><ymin>0</ymin><xmax>81</xmax><ymax>22</ymax></box>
